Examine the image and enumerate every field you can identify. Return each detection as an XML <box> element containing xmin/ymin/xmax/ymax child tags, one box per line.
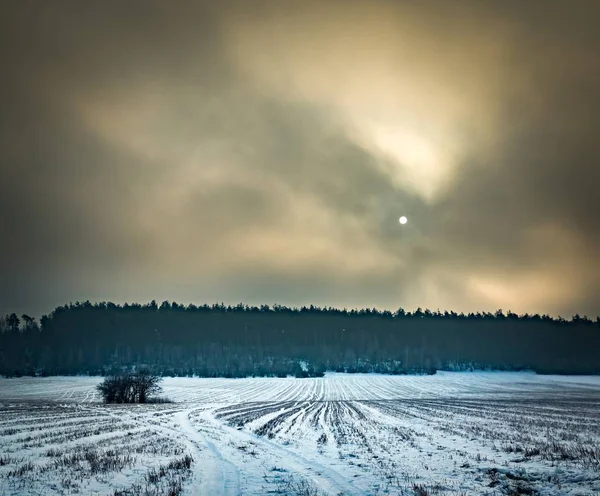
<box><xmin>1</xmin><ymin>372</ymin><xmax>600</xmax><ymax>495</ymax></box>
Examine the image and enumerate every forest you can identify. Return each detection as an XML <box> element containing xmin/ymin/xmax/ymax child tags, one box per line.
<box><xmin>1</xmin><ymin>301</ymin><xmax>599</xmax><ymax>377</ymax></box>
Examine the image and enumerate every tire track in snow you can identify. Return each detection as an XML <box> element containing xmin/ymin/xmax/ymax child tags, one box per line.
<box><xmin>196</xmin><ymin>408</ymin><xmax>361</xmax><ymax>495</ymax></box>
<box><xmin>177</xmin><ymin>409</ymin><xmax>241</xmax><ymax>496</ymax></box>
<box><xmin>84</xmin><ymin>405</ymin><xmax>241</xmax><ymax>495</ymax></box>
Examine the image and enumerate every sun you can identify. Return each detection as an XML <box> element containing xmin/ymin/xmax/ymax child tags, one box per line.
<box><xmin>399</xmin><ymin>216</ymin><xmax>408</xmax><ymax>225</ymax></box>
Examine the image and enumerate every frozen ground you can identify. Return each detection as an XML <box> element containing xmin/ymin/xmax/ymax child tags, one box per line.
<box><xmin>1</xmin><ymin>372</ymin><xmax>599</xmax><ymax>495</ymax></box>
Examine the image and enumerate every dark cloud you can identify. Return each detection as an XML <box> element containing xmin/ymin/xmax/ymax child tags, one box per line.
<box><xmin>1</xmin><ymin>0</ymin><xmax>599</xmax><ymax>318</ymax></box>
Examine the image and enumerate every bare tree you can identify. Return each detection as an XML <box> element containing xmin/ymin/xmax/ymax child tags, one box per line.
<box><xmin>97</xmin><ymin>369</ymin><xmax>163</xmax><ymax>403</ymax></box>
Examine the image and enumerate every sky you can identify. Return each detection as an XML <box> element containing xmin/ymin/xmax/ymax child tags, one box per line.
<box><xmin>1</xmin><ymin>0</ymin><xmax>599</xmax><ymax>319</ymax></box>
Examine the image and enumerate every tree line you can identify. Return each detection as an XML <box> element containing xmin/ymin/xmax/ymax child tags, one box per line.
<box><xmin>1</xmin><ymin>301</ymin><xmax>599</xmax><ymax>377</ymax></box>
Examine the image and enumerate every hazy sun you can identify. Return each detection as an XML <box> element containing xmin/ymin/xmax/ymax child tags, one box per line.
<box><xmin>399</xmin><ymin>216</ymin><xmax>408</xmax><ymax>225</ymax></box>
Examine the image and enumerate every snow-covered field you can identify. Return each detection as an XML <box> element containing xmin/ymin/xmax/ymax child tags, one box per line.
<box><xmin>1</xmin><ymin>372</ymin><xmax>599</xmax><ymax>495</ymax></box>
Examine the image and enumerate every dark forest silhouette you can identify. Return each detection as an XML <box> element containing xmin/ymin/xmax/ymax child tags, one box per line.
<box><xmin>1</xmin><ymin>301</ymin><xmax>599</xmax><ymax>377</ymax></box>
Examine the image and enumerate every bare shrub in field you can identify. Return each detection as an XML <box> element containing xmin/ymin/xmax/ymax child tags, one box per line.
<box><xmin>97</xmin><ymin>370</ymin><xmax>162</xmax><ymax>404</ymax></box>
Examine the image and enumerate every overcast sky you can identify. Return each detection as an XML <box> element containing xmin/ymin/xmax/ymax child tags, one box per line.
<box><xmin>1</xmin><ymin>0</ymin><xmax>599</xmax><ymax>318</ymax></box>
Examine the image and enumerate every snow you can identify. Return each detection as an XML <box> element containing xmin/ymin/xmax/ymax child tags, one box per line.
<box><xmin>1</xmin><ymin>372</ymin><xmax>599</xmax><ymax>495</ymax></box>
